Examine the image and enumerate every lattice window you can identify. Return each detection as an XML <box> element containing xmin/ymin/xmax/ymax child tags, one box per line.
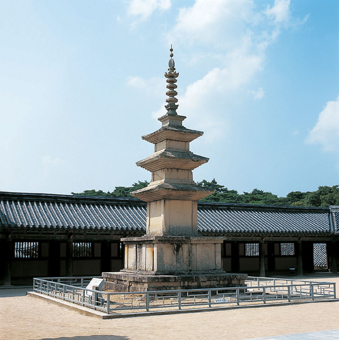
<box><xmin>245</xmin><ymin>243</ymin><xmax>259</xmax><ymax>257</ymax></box>
<box><xmin>280</xmin><ymin>243</ymin><xmax>295</xmax><ymax>256</ymax></box>
<box><xmin>14</xmin><ymin>242</ymin><xmax>39</xmax><ymax>258</ymax></box>
<box><xmin>334</xmin><ymin>212</ymin><xmax>339</xmax><ymax>232</ymax></box>
<box><xmin>313</xmin><ymin>243</ymin><xmax>328</xmax><ymax>269</ymax></box>
<box><xmin>73</xmin><ymin>242</ymin><xmax>92</xmax><ymax>258</ymax></box>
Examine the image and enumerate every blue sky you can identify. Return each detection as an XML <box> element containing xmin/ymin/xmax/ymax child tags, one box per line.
<box><xmin>0</xmin><ymin>0</ymin><xmax>338</xmax><ymax>197</ymax></box>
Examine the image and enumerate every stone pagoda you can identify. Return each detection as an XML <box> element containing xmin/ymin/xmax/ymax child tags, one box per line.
<box><xmin>103</xmin><ymin>47</ymin><xmax>247</xmax><ymax>291</ymax></box>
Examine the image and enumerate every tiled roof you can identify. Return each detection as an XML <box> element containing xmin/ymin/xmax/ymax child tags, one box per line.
<box><xmin>0</xmin><ymin>192</ymin><xmax>146</xmax><ymax>232</ymax></box>
<box><xmin>198</xmin><ymin>203</ymin><xmax>330</xmax><ymax>236</ymax></box>
<box><xmin>330</xmin><ymin>206</ymin><xmax>339</xmax><ymax>234</ymax></box>
<box><xmin>0</xmin><ymin>191</ymin><xmax>333</xmax><ymax>236</ymax></box>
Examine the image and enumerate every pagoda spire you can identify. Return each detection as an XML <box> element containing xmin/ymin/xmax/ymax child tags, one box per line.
<box><xmin>164</xmin><ymin>45</ymin><xmax>179</xmax><ymax>116</ymax></box>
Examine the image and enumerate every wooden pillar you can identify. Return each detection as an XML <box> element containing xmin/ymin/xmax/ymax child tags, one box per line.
<box><xmin>101</xmin><ymin>241</ymin><xmax>111</xmax><ymax>273</ymax></box>
<box><xmin>297</xmin><ymin>240</ymin><xmax>303</xmax><ymax>276</ymax></box>
<box><xmin>329</xmin><ymin>241</ymin><xmax>338</xmax><ymax>274</ymax></box>
<box><xmin>259</xmin><ymin>240</ymin><xmax>265</xmax><ymax>277</ymax></box>
<box><xmin>2</xmin><ymin>236</ymin><xmax>13</xmax><ymax>286</ymax></box>
<box><xmin>267</xmin><ymin>242</ymin><xmax>275</xmax><ymax>272</ymax></box>
<box><xmin>66</xmin><ymin>238</ymin><xmax>73</xmax><ymax>277</ymax></box>
<box><xmin>231</xmin><ymin>243</ymin><xmax>239</xmax><ymax>273</ymax></box>
<box><xmin>48</xmin><ymin>240</ymin><xmax>60</xmax><ymax>277</ymax></box>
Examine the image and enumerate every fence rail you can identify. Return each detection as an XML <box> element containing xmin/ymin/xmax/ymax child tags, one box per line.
<box><xmin>32</xmin><ymin>276</ymin><xmax>337</xmax><ymax>316</ymax></box>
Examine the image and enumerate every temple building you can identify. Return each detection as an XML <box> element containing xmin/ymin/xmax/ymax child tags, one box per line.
<box><xmin>0</xmin><ymin>191</ymin><xmax>338</xmax><ymax>285</ymax></box>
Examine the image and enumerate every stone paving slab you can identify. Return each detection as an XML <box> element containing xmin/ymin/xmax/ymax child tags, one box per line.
<box><xmin>249</xmin><ymin>329</ymin><xmax>339</xmax><ymax>339</ymax></box>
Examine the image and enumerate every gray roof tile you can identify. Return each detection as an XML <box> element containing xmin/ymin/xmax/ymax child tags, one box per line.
<box><xmin>0</xmin><ymin>192</ymin><xmax>333</xmax><ymax>236</ymax></box>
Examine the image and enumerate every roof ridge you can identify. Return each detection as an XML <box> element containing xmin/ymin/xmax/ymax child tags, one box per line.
<box><xmin>0</xmin><ymin>191</ymin><xmax>144</xmax><ymax>205</ymax></box>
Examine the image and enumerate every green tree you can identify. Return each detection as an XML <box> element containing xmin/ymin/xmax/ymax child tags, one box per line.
<box><xmin>197</xmin><ymin>179</ymin><xmax>241</xmax><ymax>203</ymax></box>
<box><xmin>72</xmin><ymin>180</ymin><xmax>149</xmax><ymax>198</ymax></box>
<box><xmin>305</xmin><ymin>185</ymin><xmax>339</xmax><ymax>207</ymax></box>
<box><xmin>73</xmin><ymin>180</ymin><xmax>339</xmax><ymax>208</ymax></box>
<box><xmin>241</xmin><ymin>189</ymin><xmax>283</xmax><ymax>206</ymax></box>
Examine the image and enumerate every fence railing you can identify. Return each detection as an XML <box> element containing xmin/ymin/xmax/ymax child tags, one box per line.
<box><xmin>32</xmin><ymin>276</ymin><xmax>337</xmax><ymax>316</ymax></box>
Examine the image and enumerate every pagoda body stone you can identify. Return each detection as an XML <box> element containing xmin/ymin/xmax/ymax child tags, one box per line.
<box><xmin>103</xmin><ymin>47</ymin><xmax>247</xmax><ymax>292</ymax></box>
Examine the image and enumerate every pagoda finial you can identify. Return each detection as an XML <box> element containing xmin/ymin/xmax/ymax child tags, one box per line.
<box><xmin>164</xmin><ymin>45</ymin><xmax>179</xmax><ymax>116</ymax></box>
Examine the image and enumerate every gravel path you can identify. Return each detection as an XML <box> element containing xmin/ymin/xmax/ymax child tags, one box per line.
<box><xmin>1</xmin><ymin>275</ymin><xmax>339</xmax><ymax>340</ymax></box>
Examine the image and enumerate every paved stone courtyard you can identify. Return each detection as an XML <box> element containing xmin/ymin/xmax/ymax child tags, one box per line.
<box><xmin>1</xmin><ymin>274</ymin><xmax>339</xmax><ymax>340</ymax></box>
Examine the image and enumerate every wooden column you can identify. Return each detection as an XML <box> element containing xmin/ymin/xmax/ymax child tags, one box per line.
<box><xmin>2</xmin><ymin>236</ymin><xmax>13</xmax><ymax>286</ymax></box>
<box><xmin>66</xmin><ymin>238</ymin><xmax>73</xmax><ymax>277</ymax></box>
<box><xmin>329</xmin><ymin>241</ymin><xmax>338</xmax><ymax>274</ymax></box>
<box><xmin>231</xmin><ymin>243</ymin><xmax>239</xmax><ymax>273</ymax></box>
<box><xmin>48</xmin><ymin>240</ymin><xmax>60</xmax><ymax>277</ymax></box>
<box><xmin>101</xmin><ymin>241</ymin><xmax>111</xmax><ymax>273</ymax></box>
<box><xmin>259</xmin><ymin>240</ymin><xmax>265</xmax><ymax>277</ymax></box>
<box><xmin>297</xmin><ymin>240</ymin><xmax>303</xmax><ymax>276</ymax></box>
<box><xmin>267</xmin><ymin>242</ymin><xmax>275</xmax><ymax>273</ymax></box>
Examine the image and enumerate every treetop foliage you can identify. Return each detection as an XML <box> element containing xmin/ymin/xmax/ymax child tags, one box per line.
<box><xmin>72</xmin><ymin>181</ymin><xmax>149</xmax><ymax>199</ymax></box>
<box><xmin>72</xmin><ymin>179</ymin><xmax>339</xmax><ymax>208</ymax></box>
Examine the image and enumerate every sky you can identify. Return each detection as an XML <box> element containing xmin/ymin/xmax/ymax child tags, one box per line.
<box><xmin>0</xmin><ymin>0</ymin><xmax>338</xmax><ymax>198</ymax></box>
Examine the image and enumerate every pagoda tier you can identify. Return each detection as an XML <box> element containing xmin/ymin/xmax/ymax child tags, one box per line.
<box><xmin>131</xmin><ymin>181</ymin><xmax>213</xmax><ymax>202</ymax></box>
<box><xmin>136</xmin><ymin>149</ymin><xmax>208</xmax><ymax>172</ymax></box>
<box><xmin>142</xmin><ymin>126</ymin><xmax>203</xmax><ymax>144</ymax></box>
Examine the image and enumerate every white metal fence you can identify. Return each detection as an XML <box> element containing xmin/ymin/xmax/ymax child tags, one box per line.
<box><xmin>32</xmin><ymin>276</ymin><xmax>337</xmax><ymax>316</ymax></box>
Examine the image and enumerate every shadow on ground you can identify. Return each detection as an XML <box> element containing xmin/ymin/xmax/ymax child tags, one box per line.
<box><xmin>39</xmin><ymin>336</ymin><xmax>130</xmax><ymax>340</ymax></box>
<box><xmin>0</xmin><ymin>288</ymin><xmax>30</xmax><ymax>298</ymax></box>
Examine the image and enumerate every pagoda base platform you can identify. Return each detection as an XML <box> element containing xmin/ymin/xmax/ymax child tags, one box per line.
<box><xmin>102</xmin><ymin>271</ymin><xmax>248</xmax><ymax>292</ymax></box>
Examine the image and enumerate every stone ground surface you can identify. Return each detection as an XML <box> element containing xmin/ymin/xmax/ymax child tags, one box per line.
<box><xmin>1</xmin><ymin>273</ymin><xmax>339</xmax><ymax>340</ymax></box>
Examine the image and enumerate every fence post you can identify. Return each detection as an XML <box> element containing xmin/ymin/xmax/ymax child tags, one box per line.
<box><xmin>287</xmin><ymin>286</ymin><xmax>291</xmax><ymax>302</ymax></box>
<box><xmin>107</xmin><ymin>294</ymin><xmax>110</xmax><ymax>314</ymax></box>
<box><xmin>310</xmin><ymin>284</ymin><xmax>314</xmax><ymax>300</ymax></box>
<box><xmin>334</xmin><ymin>283</ymin><xmax>336</xmax><ymax>299</ymax></box>
<box><xmin>47</xmin><ymin>281</ymin><xmax>50</xmax><ymax>295</ymax></box>
<box><xmin>146</xmin><ymin>292</ymin><xmax>149</xmax><ymax>312</ymax></box>
<box><xmin>236</xmin><ymin>288</ymin><xmax>239</xmax><ymax>306</ymax></box>
<box><xmin>178</xmin><ymin>291</ymin><xmax>181</xmax><ymax>310</ymax></box>
<box><xmin>82</xmin><ymin>289</ymin><xmax>85</xmax><ymax>306</ymax></box>
<box><xmin>263</xmin><ymin>287</ymin><xmax>266</xmax><ymax>304</ymax></box>
<box><xmin>208</xmin><ymin>290</ymin><xmax>211</xmax><ymax>308</ymax></box>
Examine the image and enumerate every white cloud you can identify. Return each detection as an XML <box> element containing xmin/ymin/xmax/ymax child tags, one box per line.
<box><xmin>128</xmin><ymin>0</ymin><xmax>171</xmax><ymax>21</ymax></box>
<box><xmin>42</xmin><ymin>155</ymin><xmax>65</xmax><ymax>167</ymax></box>
<box><xmin>170</xmin><ymin>0</ymin><xmax>258</xmax><ymax>49</ymax></box>
<box><xmin>132</xmin><ymin>0</ymin><xmax>295</xmax><ymax>141</ymax></box>
<box><xmin>127</xmin><ymin>76</ymin><xmax>147</xmax><ymax>89</ymax></box>
<box><xmin>264</xmin><ymin>0</ymin><xmax>291</xmax><ymax>24</ymax></box>
<box><xmin>249</xmin><ymin>87</ymin><xmax>265</xmax><ymax>100</ymax></box>
<box><xmin>151</xmin><ymin>43</ymin><xmax>264</xmax><ymax>141</ymax></box>
<box><xmin>127</xmin><ymin>76</ymin><xmax>163</xmax><ymax>97</ymax></box>
<box><xmin>305</xmin><ymin>96</ymin><xmax>339</xmax><ymax>154</ymax></box>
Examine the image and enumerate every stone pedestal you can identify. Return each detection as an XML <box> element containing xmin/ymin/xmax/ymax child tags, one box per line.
<box><xmin>103</xmin><ymin>235</ymin><xmax>247</xmax><ymax>291</ymax></box>
<box><xmin>122</xmin><ymin>235</ymin><xmax>223</xmax><ymax>274</ymax></box>
<box><xmin>103</xmin><ymin>272</ymin><xmax>247</xmax><ymax>292</ymax></box>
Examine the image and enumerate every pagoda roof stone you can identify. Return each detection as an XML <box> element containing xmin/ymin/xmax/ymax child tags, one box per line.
<box><xmin>136</xmin><ymin>149</ymin><xmax>209</xmax><ymax>172</ymax></box>
<box><xmin>142</xmin><ymin>126</ymin><xmax>203</xmax><ymax>144</ymax></box>
<box><xmin>130</xmin><ymin>182</ymin><xmax>214</xmax><ymax>202</ymax></box>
